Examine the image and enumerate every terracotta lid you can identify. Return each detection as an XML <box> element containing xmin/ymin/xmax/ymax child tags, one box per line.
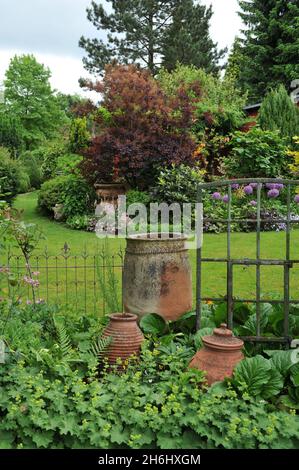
<box><xmin>203</xmin><ymin>323</ymin><xmax>244</xmax><ymax>351</ymax></box>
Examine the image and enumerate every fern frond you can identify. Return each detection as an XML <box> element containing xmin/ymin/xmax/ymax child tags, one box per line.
<box><xmin>90</xmin><ymin>336</ymin><xmax>112</xmax><ymax>359</ymax></box>
<box><xmin>55</xmin><ymin>320</ymin><xmax>72</xmax><ymax>357</ymax></box>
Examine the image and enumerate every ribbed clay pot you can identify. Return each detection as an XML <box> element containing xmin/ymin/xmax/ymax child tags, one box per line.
<box><xmin>189</xmin><ymin>324</ymin><xmax>244</xmax><ymax>386</ymax></box>
<box><xmin>123</xmin><ymin>233</ymin><xmax>192</xmax><ymax>321</ymax></box>
<box><xmin>102</xmin><ymin>313</ymin><xmax>144</xmax><ymax>368</ymax></box>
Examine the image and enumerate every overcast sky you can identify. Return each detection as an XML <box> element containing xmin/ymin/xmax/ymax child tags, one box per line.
<box><xmin>0</xmin><ymin>0</ymin><xmax>243</xmax><ymax>96</ymax></box>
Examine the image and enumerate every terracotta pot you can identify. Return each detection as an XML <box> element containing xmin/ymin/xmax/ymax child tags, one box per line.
<box><xmin>189</xmin><ymin>323</ymin><xmax>244</xmax><ymax>386</ymax></box>
<box><xmin>123</xmin><ymin>233</ymin><xmax>192</xmax><ymax>321</ymax></box>
<box><xmin>102</xmin><ymin>313</ymin><xmax>144</xmax><ymax>368</ymax></box>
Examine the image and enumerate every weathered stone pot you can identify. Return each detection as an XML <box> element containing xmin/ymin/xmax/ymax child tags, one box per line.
<box><xmin>95</xmin><ymin>183</ymin><xmax>127</xmax><ymax>208</ymax></box>
<box><xmin>102</xmin><ymin>313</ymin><xmax>144</xmax><ymax>368</ymax></box>
<box><xmin>189</xmin><ymin>323</ymin><xmax>244</xmax><ymax>386</ymax></box>
<box><xmin>123</xmin><ymin>233</ymin><xmax>192</xmax><ymax>321</ymax></box>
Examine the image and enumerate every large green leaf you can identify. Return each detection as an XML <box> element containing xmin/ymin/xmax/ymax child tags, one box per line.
<box><xmin>140</xmin><ymin>313</ymin><xmax>167</xmax><ymax>335</ymax></box>
<box><xmin>261</xmin><ymin>368</ymin><xmax>284</xmax><ymax>399</ymax></box>
<box><xmin>269</xmin><ymin>350</ymin><xmax>294</xmax><ymax>377</ymax></box>
<box><xmin>213</xmin><ymin>303</ymin><xmax>227</xmax><ymax>325</ymax></box>
<box><xmin>233</xmin><ymin>355</ymin><xmax>271</xmax><ymax>396</ymax></box>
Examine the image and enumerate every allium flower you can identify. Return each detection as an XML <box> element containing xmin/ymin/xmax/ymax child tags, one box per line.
<box><xmin>244</xmin><ymin>185</ymin><xmax>253</xmax><ymax>195</ymax></box>
<box><xmin>275</xmin><ymin>183</ymin><xmax>284</xmax><ymax>190</ymax></box>
<box><xmin>268</xmin><ymin>189</ymin><xmax>280</xmax><ymax>198</ymax></box>
<box><xmin>294</xmin><ymin>195</ymin><xmax>299</xmax><ymax>204</ymax></box>
<box><xmin>222</xmin><ymin>195</ymin><xmax>229</xmax><ymax>203</ymax></box>
<box><xmin>231</xmin><ymin>183</ymin><xmax>239</xmax><ymax>190</ymax></box>
<box><xmin>250</xmin><ymin>182</ymin><xmax>258</xmax><ymax>189</ymax></box>
<box><xmin>212</xmin><ymin>192</ymin><xmax>222</xmax><ymax>200</ymax></box>
<box><xmin>250</xmin><ymin>200</ymin><xmax>257</xmax><ymax>206</ymax></box>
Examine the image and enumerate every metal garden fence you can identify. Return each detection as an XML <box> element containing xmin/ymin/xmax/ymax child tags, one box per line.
<box><xmin>4</xmin><ymin>243</ymin><xmax>124</xmax><ymax>315</ymax></box>
<box><xmin>196</xmin><ymin>178</ymin><xmax>299</xmax><ymax>347</ymax></box>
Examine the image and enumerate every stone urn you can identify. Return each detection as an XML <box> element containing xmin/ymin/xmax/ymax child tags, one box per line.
<box><xmin>102</xmin><ymin>313</ymin><xmax>144</xmax><ymax>369</ymax></box>
<box><xmin>123</xmin><ymin>233</ymin><xmax>192</xmax><ymax>321</ymax></box>
<box><xmin>95</xmin><ymin>183</ymin><xmax>128</xmax><ymax>209</ymax></box>
<box><xmin>189</xmin><ymin>324</ymin><xmax>244</xmax><ymax>386</ymax></box>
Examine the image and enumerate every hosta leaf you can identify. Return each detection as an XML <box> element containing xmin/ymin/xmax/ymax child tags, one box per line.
<box><xmin>261</xmin><ymin>368</ymin><xmax>284</xmax><ymax>399</ymax></box>
<box><xmin>140</xmin><ymin>313</ymin><xmax>166</xmax><ymax>335</ymax></box>
<box><xmin>233</xmin><ymin>355</ymin><xmax>271</xmax><ymax>396</ymax></box>
<box><xmin>269</xmin><ymin>350</ymin><xmax>294</xmax><ymax>377</ymax></box>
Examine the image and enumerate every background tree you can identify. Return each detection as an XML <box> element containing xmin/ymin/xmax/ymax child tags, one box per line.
<box><xmin>258</xmin><ymin>84</ymin><xmax>299</xmax><ymax>143</ymax></box>
<box><xmin>4</xmin><ymin>55</ymin><xmax>67</xmax><ymax>149</ymax></box>
<box><xmin>161</xmin><ymin>0</ymin><xmax>226</xmax><ymax>73</ymax></box>
<box><xmin>237</xmin><ymin>0</ymin><xmax>299</xmax><ymax>102</ymax></box>
<box><xmin>79</xmin><ymin>0</ymin><xmax>223</xmax><ymax>75</ymax></box>
<box><xmin>80</xmin><ymin>64</ymin><xmax>197</xmax><ymax>189</ymax></box>
<box><xmin>0</xmin><ymin>111</ymin><xmax>23</xmax><ymax>154</ymax></box>
<box><xmin>225</xmin><ymin>37</ymin><xmax>244</xmax><ymax>83</ymax></box>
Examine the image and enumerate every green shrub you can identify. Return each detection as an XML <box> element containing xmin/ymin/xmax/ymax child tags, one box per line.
<box><xmin>0</xmin><ymin>147</ymin><xmax>27</xmax><ymax>201</ymax></box>
<box><xmin>55</xmin><ymin>154</ymin><xmax>82</xmax><ymax>176</ymax></box>
<box><xmin>152</xmin><ymin>164</ymin><xmax>206</xmax><ymax>204</ymax></box>
<box><xmin>19</xmin><ymin>152</ymin><xmax>43</xmax><ymax>188</ymax></box>
<box><xmin>126</xmin><ymin>189</ymin><xmax>151</xmax><ymax>207</ymax></box>
<box><xmin>37</xmin><ymin>175</ymin><xmax>69</xmax><ymax>214</ymax></box>
<box><xmin>223</xmin><ymin>129</ymin><xmax>291</xmax><ymax>178</ymax></box>
<box><xmin>37</xmin><ymin>174</ymin><xmax>96</xmax><ymax>218</ymax></box>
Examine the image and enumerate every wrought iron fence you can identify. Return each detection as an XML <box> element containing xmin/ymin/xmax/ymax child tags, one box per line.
<box><xmin>4</xmin><ymin>243</ymin><xmax>124</xmax><ymax>315</ymax></box>
<box><xmin>196</xmin><ymin>178</ymin><xmax>299</xmax><ymax>347</ymax></box>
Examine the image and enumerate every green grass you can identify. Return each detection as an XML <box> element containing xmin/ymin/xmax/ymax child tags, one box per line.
<box><xmin>6</xmin><ymin>192</ymin><xmax>299</xmax><ymax>312</ymax></box>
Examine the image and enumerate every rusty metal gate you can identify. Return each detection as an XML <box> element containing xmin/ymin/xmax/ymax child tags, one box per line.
<box><xmin>196</xmin><ymin>178</ymin><xmax>299</xmax><ymax>346</ymax></box>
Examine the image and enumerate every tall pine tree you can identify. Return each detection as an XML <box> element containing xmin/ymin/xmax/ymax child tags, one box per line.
<box><xmin>79</xmin><ymin>0</ymin><xmax>223</xmax><ymax>75</ymax></box>
<box><xmin>161</xmin><ymin>0</ymin><xmax>226</xmax><ymax>73</ymax></box>
<box><xmin>238</xmin><ymin>0</ymin><xmax>299</xmax><ymax>102</ymax></box>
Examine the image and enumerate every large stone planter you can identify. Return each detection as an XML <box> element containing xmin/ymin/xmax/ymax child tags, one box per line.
<box><xmin>95</xmin><ymin>183</ymin><xmax>127</xmax><ymax>208</ymax></box>
<box><xmin>123</xmin><ymin>233</ymin><xmax>192</xmax><ymax>321</ymax></box>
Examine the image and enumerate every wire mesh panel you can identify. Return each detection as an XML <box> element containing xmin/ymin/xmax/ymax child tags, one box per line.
<box><xmin>196</xmin><ymin>178</ymin><xmax>299</xmax><ymax>346</ymax></box>
<box><xmin>4</xmin><ymin>243</ymin><xmax>124</xmax><ymax>315</ymax></box>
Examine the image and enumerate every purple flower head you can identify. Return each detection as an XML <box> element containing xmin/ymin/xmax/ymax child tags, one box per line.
<box><xmin>231</xmin><ymin>183</ymin><xmax>239</xmax><ymax>190</ymax></box>
<box><xmin>250</xmin><ymin>182</ymin><xmax>258</xmax><ymax>189</ymax></box>
<box><xmin>250</xmin><ymin>200</ymin><xmax>257</xmax><ymax>206</ymax></box>
<box><xmin>222</xmin><ymin>194</ymin><xmax>229</xmax><ymax>203</ymax></box>
<box><xmin>275</xmin><ymin>183</ymin><xmax>284</xmax><ymax>190</ymax></box>
<box><xmin>244</xmin><ymin>185</ymin><xmax>253</xmax><ymax>195</ymax></box>
<box><xmin>212</xmin><ymin>192</ymin><xmax>222</xmax><ymax>200</ymax></box>
<box><xmin>268</xmin><ymin>189</ymin><xmax>280</xmax><ymax>199</ymax></box>
<box><xmin>266</xmin><ymin>183</ymin><xmax>276</xmax><ymax>190</ymax></box>
<box><xmin>294</xmin><ymin>195</ymin><xmax>299</xmax><ymax>204</ymax></box>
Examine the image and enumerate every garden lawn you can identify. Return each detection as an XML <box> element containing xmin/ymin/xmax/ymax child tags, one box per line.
<box><xmin>8</xmin><ymin>192</ymin><xmax>299</xmax><ymax>312</ymax></box>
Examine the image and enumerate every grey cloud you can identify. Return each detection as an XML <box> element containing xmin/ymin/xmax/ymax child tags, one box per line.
<box><xmin>0</xmin><ymin>0</ymin><xmax>104</xmax><ymax>58</ymax></box>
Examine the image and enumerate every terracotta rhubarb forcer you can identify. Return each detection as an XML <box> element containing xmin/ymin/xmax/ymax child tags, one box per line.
<box><xmin>123</xmin><ymin>233</ymin><xmax>192</xmax><ymax>321</ymax></box>
<box><xmin>189</xmin><ymin>324</ymin><xmax>244</xmax><ymax>386</ymax></box>
<box><xmin>102</xmin><ymin>313</ymin><xmax>144</xmax><ymax>368</ymax></box>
